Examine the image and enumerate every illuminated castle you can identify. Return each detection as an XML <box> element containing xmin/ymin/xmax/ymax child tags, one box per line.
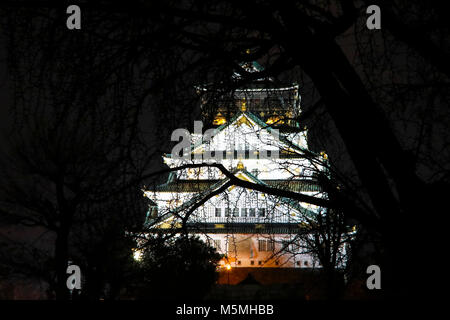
<box><xmin>143</xmin><ymin>62</ymin><xmax>332</xmax><ymax>270</ymax></box>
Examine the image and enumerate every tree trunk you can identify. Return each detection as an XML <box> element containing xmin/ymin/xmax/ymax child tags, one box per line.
<box><xmin>277</xmin><ymin>19</ymin><xmax>423</xmax><ymax>297</ymax></box>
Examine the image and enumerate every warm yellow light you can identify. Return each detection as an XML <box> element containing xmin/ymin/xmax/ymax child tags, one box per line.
<box><xmin>266</xmin><ymin>116</ymin><xmax>283</xmax><ymax>125</ymax></box>
<box><xmin>133</xmin><ymin>249</ymin><xmax>143</xmax><ymax>261</ymax></box>
<box><xmin>213</xmin><ymin>117</ymin><xmax>226</xmax><ymax>125</ymax></box>
<box><xmin>225</xmin><ymin>264</ymin><xmax>231</xmax><ymax>271</ymax></box>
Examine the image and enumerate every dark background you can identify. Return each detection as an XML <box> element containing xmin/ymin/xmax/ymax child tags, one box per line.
<box><xmin>0</xmin><ymin>0</ymin><xmax>448</xmax><ymax>302</ymax></box>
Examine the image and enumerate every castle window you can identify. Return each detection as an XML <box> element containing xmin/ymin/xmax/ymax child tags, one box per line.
<box><xmin>241</xmin><ymin>208</ymin><xmax>248</xmax><ymax>217</ymax></box>
<box><xmin>304</xmin><ymin>261</ymin><xmax>309</xmax><ymax>266</ymax></box>
<box><xmin>249</xmin><ymin>208</ymin><xmax>256</xmax><ymax>217</ymax></box>
<box><xmin>257</xmin><ymin>240</ymin><xmax>274</xmax><ymax>252</ymax></box>
<box><xmin>258</xmin><ymin>261</ymin><xmax>262</xmax><ymax>266</ymax></box>
<box><xmin>237</xmin><ymin>260</ymin><xmax>241</xmax><ymax>265</ymax></box>
<box><xmin>225</xmin><ymin>208</ymin><xmax>231</xmax><ymax>217</ymax></box>
<box><xmin>267</xmin><ymin>240</ymin><xmax>275</xmax><ymax>251</ymax></box>
<box><xmin>250</xmin><ymin>260</ymin><xmax>254</xmax><ymax>266</ymax></box>
<box><xmin>233</xmin><ymin>208</ymin><xmax>239</xmax><ymax>217</ymax></box>
<box><xmin>215</xmin><ymin>208</ymin><xmax>222</xmax><ymax>217</ymax></box>
<box><xmin>258</xmin><ymin>240</ymin><xmax>267</xmax><ymax>251</ymax></box>
<box><xmin>214</xmin><ymin>240</ymin><xmax>221</xmax><ymax>251</ymax></box>
<box><xmin>258</xmin><ymin>208</ymin><xmax>266</xmax><ymax>217</ymax></box>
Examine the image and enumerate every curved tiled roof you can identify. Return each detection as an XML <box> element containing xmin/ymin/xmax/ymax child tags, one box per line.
<box><xmin>152</xmin><ymin>178</ymin><xmax>321</xmax><ymax>193</ymax></box>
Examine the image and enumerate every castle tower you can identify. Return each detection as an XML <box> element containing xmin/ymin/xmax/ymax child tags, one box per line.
<box><xmin>143</xmin><ymin>64</ymin><xmax>330</xmax><ymax>272</ymax></box>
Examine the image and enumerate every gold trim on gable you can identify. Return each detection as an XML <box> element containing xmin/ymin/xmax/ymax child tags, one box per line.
<box><xmin>235</xmin><ymin>173</ymin><xmax>251</xmax><ymax>182</ymax></box>
<box><xmin>236</xmin><ymin>115</ymin><xmax>253</xmax><ymax>127</ymax></box>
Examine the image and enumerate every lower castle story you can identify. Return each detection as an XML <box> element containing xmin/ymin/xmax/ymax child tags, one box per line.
<box><xmin>197</xmin><ymin>233</ymin><xmax>319</xmax><ymax>269</ymax></box>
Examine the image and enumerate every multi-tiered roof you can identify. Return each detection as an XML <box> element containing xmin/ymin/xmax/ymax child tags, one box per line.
<box><xmin>144</xmin><ymin>63</ymin><xmax>327</xmax><ymax>234</ymax></box>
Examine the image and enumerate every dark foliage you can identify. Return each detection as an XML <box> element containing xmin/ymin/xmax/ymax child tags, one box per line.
<box><xmin>135</xmin><ymin>236</ymin><xmax>222</xmax><ymax>300</ymax></box>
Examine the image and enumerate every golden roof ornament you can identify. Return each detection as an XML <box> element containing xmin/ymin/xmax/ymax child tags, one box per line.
<box><xmin>236</xmin><ymin>160</ymin><xmax>244</xmax><ymax>170</ymax></box>
<box><xmin>240</xmin><ymin>99</ymin><xmax>247</xmax><ymax>112</ymax></box>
